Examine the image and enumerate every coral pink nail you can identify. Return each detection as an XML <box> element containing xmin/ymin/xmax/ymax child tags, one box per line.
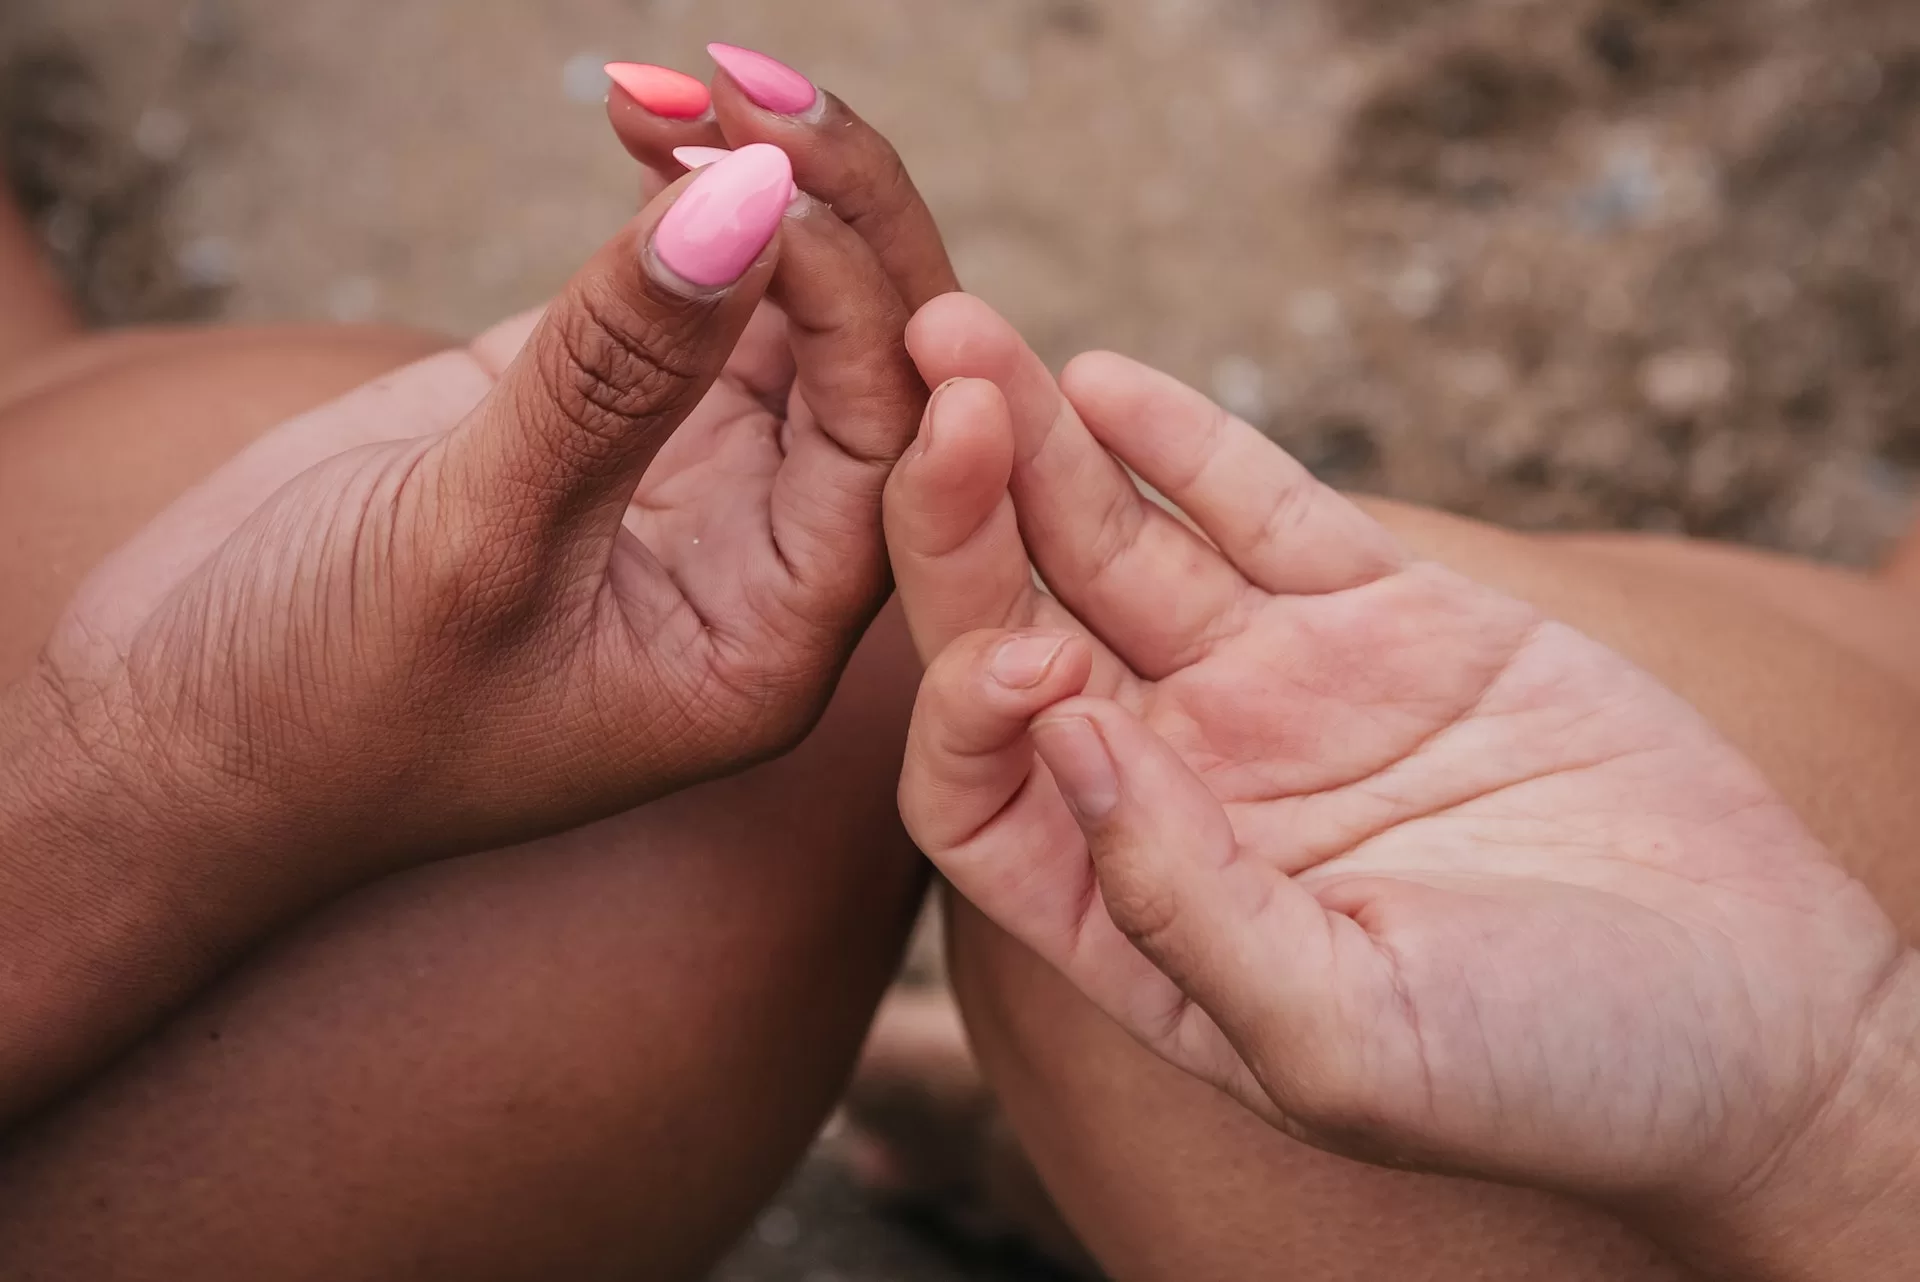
<box><xmin>652</xmin><ymin>143</ymin><xmax>794</xmax><ymax>288</ymax></box>
<box><xmin>707</xmin><ymin>43</ymin><xmax>819</xmax><ymax>115</ymax></box>
<box><xmin>605</xmin><ymin>63</ymin><xmax>711</xmax><ymax>119</ymax></box>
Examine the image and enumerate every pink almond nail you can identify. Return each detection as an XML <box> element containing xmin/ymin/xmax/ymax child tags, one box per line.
<box><xmin>673</xmin><ymin>146</ymin><xmax>735</xmax><ymax>170</ymax></box>
<box><xmin>673</xmin><ymin>146</ymin><xmax>801</xmax><ymax>203</ymax></box>
<box><xmin>652</xmin><ymin>142</ymin><xmax>794</xmax><ymax>288</ymax></box>
<box><xmin>707</xmin><ymin>43</ymin><xmax>819</xmax><ymax>115</ymax></box>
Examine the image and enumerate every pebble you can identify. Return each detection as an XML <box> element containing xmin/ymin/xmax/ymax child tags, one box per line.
<box><xmin>325</xmin><ymin>276</ymin><xmax>381</xmax><ymax>323</ymax></box>
<box><xmin>1638</xmin><ymin>349</ymin><xmax>1736</xmax><ymax>417</ymax></box>
<box><xmin>1285</xmin><ymin>289</ymin><xmax>1343</xmax><ymax>341</ymax></box>
<box><xmin>1211</xmin><ymin>354</ymin><xmax>1268</xmax><ymax>421</ymax></box>
<box><xmin>176</xmin><ymin>235</ymin><xmax>239</xmax><ymax>288</ymax></box>
<box><xmin>133</xmin><ymin>107</ymin><xmax>191</xmax><ymax>164</ymax></box>
<box><xmin>1387</xmin><ymin>262</ymin><xmax>1447</xmax><ymax>319</ymax></box>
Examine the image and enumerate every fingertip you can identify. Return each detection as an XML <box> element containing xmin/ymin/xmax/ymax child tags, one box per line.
<box><xmin>905</xmin><ymin>293</ymin><xmax>1022</xmax><ymax>385</ymax></box>
<box><xmin>923</xmin><ymin>628</ymin><xmax>1094</xmax><ymax>755</ymax></box>
<box><xmin>885</xmin><ymin>377</ymin><xmax>1013</xmax><ymax>555</ymax></box>
<box><xmin>905</xmin><ymin>291</ymin><xmax>979</xmax><ymax>342</ymax></box>
<box><xmin>985</xmin><ymin>629</ymin><xmax>1094</xmax><ymax>703</ymax></box>
<box><xmin>647</xmin><ymin>144</ymin><xmax>794</xmax><ymax>294</ymax></box>
<box><xmin>904</xmin><ymin>628</ymin><xmax>1092</xmax><ymax>849</ymax></box>
<box><xmin>924</xmin><ymin>376</ymin><xmax>1012</xmax><ymax>462</ymax></box>
<box><xmin>1032</xmin><ymin>696</ymin><xmax>1207</xmax><ymax>825</ymax></box>
<box><xmin>1031</xmin><ymin>694</ymin><xmax>1129</xmax><ymax>743</ymax></box>
<box><xmin>1060</xmin><ymin>350</ymin><xmax>1201</xmax><ymax>431</ymax></box>
<box><xmin>1058</xmin><ymin>349</ymin><xmax>1146</xmax><ymax>405</ymax></box>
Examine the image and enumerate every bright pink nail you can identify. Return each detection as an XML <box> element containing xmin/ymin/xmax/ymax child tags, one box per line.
<box><xmin>652</xmin><ymin>143</ymin><xmax>794</xmax><ymax>288</ymax></box>
<box><xmin>707</xmin><ymin>43</ymin><xmax>819</xmax><ymax>115</ymax></box>
<box><xmin>672</xmin><ymin>146</ymin><xmax>800</xmax><ymax>202</ymax></box>
<box><xmin>605</xmin><ymin>63</ymin><xmax>711</xmax><ymax>119</ymax></box>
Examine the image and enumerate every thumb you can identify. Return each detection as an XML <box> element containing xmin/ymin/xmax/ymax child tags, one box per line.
<box><xmin>1029</xmin><ymin>698</ymin><xmax>1361</xmax><ymax>1110</ymax></box>
<box><xmin>440</xmin><ymin>143</ymin><xmax>793</xmax><ymax>587</ymax></box>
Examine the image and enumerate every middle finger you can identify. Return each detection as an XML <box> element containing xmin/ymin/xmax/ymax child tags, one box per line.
<box><xmin>704</xmin><ymin>43</ymin><xmax>961</xmax><ymax>311</ymax></box>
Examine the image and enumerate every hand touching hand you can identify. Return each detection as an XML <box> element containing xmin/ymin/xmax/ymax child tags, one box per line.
<box><xmin>884</xmin><ymin>295</ymin><xmax>1914</xmax><ymax>1249</ymax></box>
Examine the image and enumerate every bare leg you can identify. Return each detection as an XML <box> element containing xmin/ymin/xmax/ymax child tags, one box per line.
<box><xmin>0</xmin><ymin>172</ymin><xmax>75</xmax><ymax>366</ymax></box>
<box><xmin>1885</xmin><ymin>522</ymin><xmax>1920</xmax><ymax>593</ymax></box>
<box><xmin>0</xmin><ymin>612</ymin><xmax>924</xmax><ymax>1281</ymax></box>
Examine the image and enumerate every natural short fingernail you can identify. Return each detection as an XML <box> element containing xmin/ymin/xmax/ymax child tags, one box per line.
<box><xmin>652</xmin><ymin>143</ymin><xmax>795</xmax><ymax>288</ymax></box>
<box><xmin>606</xmin><ymin>63</ymin><xmax>711</xmax><ymax>119</ymax></box>
<box><xmin>708</xmin><ymin>42</ymin><xmax>820</xmax><ymax>115</ymax></box>
<box><xmin>992</xmin><ymin>634</ymin><xmax>1069</xmax><ymax>690</ymax></box>
<box><xmin>1033</xmin><ymin>717</ymin><xmax>1120</xmax><ymax>821</ymax></box>
<box><xmin>917</xmin><ymin>378</ymin><xmax>966</xmax><ymax>455</ymax></box>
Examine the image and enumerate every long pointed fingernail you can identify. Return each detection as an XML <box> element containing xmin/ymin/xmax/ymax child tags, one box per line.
<box><xmin>674</xmin><ymin>146</ymin><xmax>801</xmax><ymax>204</ymax></box>
<box><xmin>992</xmin><ymin>634</ymin><xmax>1070</xmax><ymax>690</ymax></box>
<box><xmin>605</xmin><ymin>63</ymin><xmax>711</xmax><ymax>119</ymax></box>
<box><xmin>708</xmin><ymin>43</ymin><xmax>821</xmax><ymax>115</ymax></box>
<box><xmin>1033</xmin><ymin>717</ymin><xmax>1120</xmax><ymax>821</ymax></box>
<box><xmin>652</xmin><ymin>143</ymin><xmax>794</xmax><ymax>288</ymax></box>
<box><xmin>673</xmin><ymin>145</ymin><xmax>735</xmax><ymax>169</ymax></box>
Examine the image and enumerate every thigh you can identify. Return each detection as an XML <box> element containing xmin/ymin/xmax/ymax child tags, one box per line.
<box><xmin>953</xmin><ymin>498</ymin><xmax>1920</xmax><ymax>1282</ymax></box>
<box><xmin>0</xmin><ymin>329</ymin><xmax>927</xmax><ymax>1280</ymax></box>
<box><xmin>0</xmin><ymin>324</ymin><xmax>447</xmax><ymax>674</ymax></box>
<box><xmin>0</xmin><ymin>191</ymin><xmax>76</xmax><ymax>368</ymax></box>
<box><xmin>0</xmin><ymin>612</ymin><xmax>924</xmax><ymax>1282</ymax></box>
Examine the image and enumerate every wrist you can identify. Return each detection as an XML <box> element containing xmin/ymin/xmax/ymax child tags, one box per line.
<box><xmin>0</xmin><ymin>662</ymin><xmax>160</xmax><ymax>860</ymax></box>
<box><xmin>0</xmin><ymin>665</ymin><xmax>210</xmax><ymax>1111</ymax></box>
<box><xmin>1659</xmin><ymin>950</ymin><xmax>1920</xmax><ymax>1281</ymax></box>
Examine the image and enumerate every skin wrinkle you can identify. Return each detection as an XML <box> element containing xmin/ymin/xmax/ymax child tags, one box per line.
<box><xmin>0</xmin><ymin>69</ymin><xmax>967</xmax><ymax>1269</ymax></box>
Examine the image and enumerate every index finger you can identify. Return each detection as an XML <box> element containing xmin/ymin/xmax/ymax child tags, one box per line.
<box><xmin>706</xmin><ymin>43</ymin><xmax>960</xmax><ymax>310</ymax></box>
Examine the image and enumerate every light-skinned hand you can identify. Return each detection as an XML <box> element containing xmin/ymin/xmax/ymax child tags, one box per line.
<box><xmin>885</xmin><ymin>294</ymin><xmax>1917</xmax><ymax>1277</ymax></box>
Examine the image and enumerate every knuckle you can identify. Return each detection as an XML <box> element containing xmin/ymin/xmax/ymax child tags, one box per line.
<box><xmin>1285</xmin><ymin>1067</ymin><xmax>1392</xmax><ymax>1148</ymax></box>
<box><xmin>704</xmin><ymin>637</ymin><xmax>834</xmax><ymax>759</ymax></box>
<box><xmin>406</xmin><ymin>451</ymin><xmax>547</xmax><ymax>636</ymax></box>
<box><xmin>831</xmin><ymin>142</ymin><xmax>918</xmax><ymax>236</ymax></box>
<box><xmin>1099</xmin><ymin>859</ymin><xmax>1187</xmax><ymax>956</ymax></box>
<box><xmin>1083</xmin><ymin>488</ymin><xmax>1147</xmax><ymax>586</ymax></box>
<box><xmin>535</xmin><ymin>282</ymin><xmax>707</xmax><ymax>461</ymax></box>
<box><xmin>1255</xmin><ymin>472</ymin><xmax>1320</xmax><ymax>552</ymax></box>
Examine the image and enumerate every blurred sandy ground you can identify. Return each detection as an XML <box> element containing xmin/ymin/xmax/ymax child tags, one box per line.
<box><xmin>29</xmin><ymin>0</ymin><xmax>1347</xmax><ymax>372</ymax></box>
<box><xmin>13</xmin><ymin>0</ymin><xmax>1920</xmax><ymax>562</ymax></box>
<box><xmin>14</xmin><ymin>0</ymin><xmax>1920</xmax><ymax>558</ymax></box>
<box><xmin>5</xmin><ymin>0</ymin><xmax>1920</xmax><ymax>1277</ymax></box>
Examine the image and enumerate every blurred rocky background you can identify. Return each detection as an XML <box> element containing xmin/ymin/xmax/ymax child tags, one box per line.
<box><xmin>3</xmin><ymin>0</ymin><xmax>1918</xmax><ymax>1276</ymax></box>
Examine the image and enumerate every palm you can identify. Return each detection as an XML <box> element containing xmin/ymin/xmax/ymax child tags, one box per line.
<box><xmin>46</xmin><ymin>197</ymin><xmax>924</xmax><ymax>869</ymax></box>
<box><xmin>1043</xmin><ymin>564</ymin><xmax>1881</xmax><ymax>1182</ymax></box>
<box><xmin>622</xmin><ymin>306</ymin><xmax>846</xmax><ymax>657</ymax></box>
<box><xmin>68</xmin><ymin>303</ymin><xmax>806</xmax><ymax>651</ymax></box>
<box><xmin>889</xmin><ymin>297</ymin><xmax>1904</xmax><ymax>1200</ymax></box>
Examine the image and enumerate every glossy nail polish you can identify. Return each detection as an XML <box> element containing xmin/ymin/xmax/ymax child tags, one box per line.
<box><xmin>707</xmin><ymin>43</ymin><xmax>819</xmax><ymax>115</ymax></box>
<box><xmin>673</xmin><ymin>146</ymin><xmax>802</xmax><ymax>203</ymax></box>
<box><xmin>605</xmin><ymin>63</ymin><xmax>711</xmax><ymax>119</ymax></box>
<box><xmin>653</xmin><ymin>143</ymin><xmax>794</xmax><ymax>288</ymax></box>
<box><xmin>673</xmin><ymin>146</ymin><xmax>735</xmax><ymax>170</ymax></box>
